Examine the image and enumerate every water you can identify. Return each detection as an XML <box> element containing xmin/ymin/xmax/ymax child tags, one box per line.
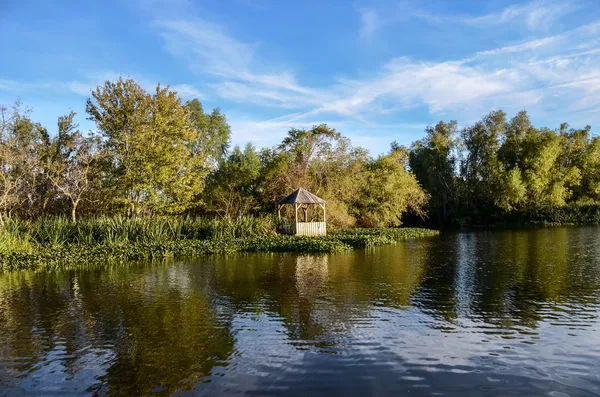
<box><xmin>1</xmin><ymin>227</ymin><xmax>600</xmax><ymax>396</ymax></box>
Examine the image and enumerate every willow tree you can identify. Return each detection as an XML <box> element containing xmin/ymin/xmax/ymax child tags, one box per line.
<box><xmin>86</xmin><ymin>78</ymin><xmax>206</xmax><ymax>216</ymax></box>
<box><xmin>459</xmin><ymin>110</ymin><xmax>506</xmax><ymax>214</ymax></box>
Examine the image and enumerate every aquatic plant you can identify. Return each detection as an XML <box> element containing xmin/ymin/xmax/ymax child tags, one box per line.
<box><xmin>0</xmin><ymin>218</ymin><xmax>438</xmax><ymax>273</ymax></box>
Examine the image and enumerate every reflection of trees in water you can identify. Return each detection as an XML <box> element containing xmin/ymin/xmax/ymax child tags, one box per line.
<box><xmin>417</xmin><ymin>228</ymin><xmax>600</xmax><ymax>330</ymax></box>
<box><xmin>210</xmin><ymin>245</ymin><xmax>428</xmax><ymax>347</ymax></box>
<box><xmin>0</xmin><ymin>264</ymin><xmax>236</xmax><ymax>395</ymax></box>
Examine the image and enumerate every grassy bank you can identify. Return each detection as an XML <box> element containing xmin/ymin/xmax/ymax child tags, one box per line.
<box><xmin>0</xmin><ymin>218</ymin><xmax>439</xmax><ymax>273</ymax></box>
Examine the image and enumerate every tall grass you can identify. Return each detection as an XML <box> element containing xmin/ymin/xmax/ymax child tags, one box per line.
<box><xmin>0</xmin><ymin>217</ymin><xmax>439</xmax><ymax>273</ymax></box>
<box><xmin>0</xmin><ymin>215</ymin><xmax>278</xmax><ymax>248</ymax></box>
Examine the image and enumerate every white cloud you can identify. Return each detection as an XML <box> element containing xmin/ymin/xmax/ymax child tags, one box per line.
<box><xmin>465</xmin><ymin>0</ymin><xmax>575</xmax><ymax>31</ymax></box>
<box><xmin>475</xmin><ymin>21</ymin><xmax>600</xmax><ymax>57</ymax></box>
<box><xmin>150</xmin><ymin>8</ymin><xmax>600</xmax><ymax>147</ymax></box>
<box><xmin>171</xmin><ymin>84</ymin><xmax>203</xmax><ymax>99</ymax></box>
<box><xmin>0</xmin><ymin>72</ymin><xmax>204</xmax><ymax>103</ymax></box>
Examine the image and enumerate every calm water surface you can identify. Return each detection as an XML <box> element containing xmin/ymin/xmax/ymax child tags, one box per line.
<box><xmin>1</xmin><ymin>227</ymin><xmax>600</xmax><ymax>396</ymax></box>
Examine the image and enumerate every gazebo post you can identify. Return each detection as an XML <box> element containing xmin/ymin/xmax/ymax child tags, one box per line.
<box><xmin>294</xmin><ymin>203</ymin><xmax>298</xmax><ymax>224</ymax></box>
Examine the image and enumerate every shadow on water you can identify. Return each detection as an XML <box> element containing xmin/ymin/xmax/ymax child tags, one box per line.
<box><xmin>1</xmin><ymin>227</ymin><xmax>600</xmax><ymax>395</ymax></box>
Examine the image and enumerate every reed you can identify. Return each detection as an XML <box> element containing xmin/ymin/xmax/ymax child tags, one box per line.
<box><xmin>0</xmin><ymin>216</ymin><xmax>278</xmax><ymax>247</ymax></box>
<box><xmin>0</xmin><ymin>217</ymin><xmax>438</xmax><ymax>273</ymax></box>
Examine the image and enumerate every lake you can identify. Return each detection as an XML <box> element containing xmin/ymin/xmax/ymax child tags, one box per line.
<box><xmin>1</xmin><ymin>227</ymin><xmax>600</xmax><ymax>396</ymax></box>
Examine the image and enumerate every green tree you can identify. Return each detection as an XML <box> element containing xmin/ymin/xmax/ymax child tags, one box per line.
<box><xmin>0</xmin><ymin>101</ymin><xmax>49</xmax><ymax>221</ymax></box>
<box><xmin>409</xmin><ymin>121</ymin><xmax>457</xmax><ymax>224</ymax></box>
<box><xmin>45</xmin><ymin>112</ymin><xmax>102</xmax><ymax>222</ymax></box>
<box><xmin>459</xmin><ymin>110</ymin><xmax>506</xmax><ymax>215</ymax></box>
<box><xmin>86</xmin><ymin>77</ymin><xmax>204</xmax><ymax>216</ymax></box>
<box><xmin>356</xmin><ymin>145</ymin><xmax>429</xmax><ymax>227</ymax></box>
<box><xmin>278</xmin><ymin>124</ymin><xmax>342</xmax><ymax>187</ymax></box>
<box><xmin>204</xmin><ymin>143</ymin><xmax>262</xmax><ymax>217</ymax></box>
<box><xmin>185</xmin><ymin>98</ymin><xmax>231</xmax><ymax>167</ymax></box>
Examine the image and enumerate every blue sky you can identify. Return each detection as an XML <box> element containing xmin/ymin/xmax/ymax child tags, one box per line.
<box><xmin>1</xmin><ymin>0</ymin><xmax>600</xmax><ymax>154</ymax></box>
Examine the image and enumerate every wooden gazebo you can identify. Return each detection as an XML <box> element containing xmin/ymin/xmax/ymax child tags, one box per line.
<box><xmin>277</xmin><ymin>188</ymin><xmax>326</xmax><ymax>236</ymax></box>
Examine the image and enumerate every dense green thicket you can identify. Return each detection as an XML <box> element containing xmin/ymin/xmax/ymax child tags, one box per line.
<box><xmin>0</xmin><ymin>219</ymin><xmax>438</xmax><ymax>272</ymax></box>
<box><xmin>409</xmin><ymin>111</ymin><xmax>600</xmax><ymax>227</ymax></box>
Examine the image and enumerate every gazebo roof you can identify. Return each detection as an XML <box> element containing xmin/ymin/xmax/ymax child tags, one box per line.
<box><xmin>277</xmin><ymin>188</ymin><xmax>326</xmax><ymax>205</ymax></box>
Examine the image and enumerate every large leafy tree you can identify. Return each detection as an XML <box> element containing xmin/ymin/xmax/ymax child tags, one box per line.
<box><xmin>86</xmin><ymin>77</ymin><xmax>205</xmax><ymax>216</ymax></box>
<box><xmin>409</xmin><ymin>121</ymin><xmax>457</xmax><ymax>224</ymax></box>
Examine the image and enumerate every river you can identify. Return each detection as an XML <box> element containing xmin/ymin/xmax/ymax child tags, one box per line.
<box><xmin>1</xmin><ymin>227</ymin><xmax>600</xmax><ymax>396</ymax></box>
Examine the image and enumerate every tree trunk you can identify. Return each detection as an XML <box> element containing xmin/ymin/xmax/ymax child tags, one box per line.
<box><xmin>71</xmin><ymin>199</ymin><xmax>79</xmax><ymax>223</ymax></box>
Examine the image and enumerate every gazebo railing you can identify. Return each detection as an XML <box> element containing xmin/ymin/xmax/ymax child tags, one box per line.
<box><xmin>279</xmin><ymin>222</ymin><xmax>326</xmax><ymax>236</ymax></box>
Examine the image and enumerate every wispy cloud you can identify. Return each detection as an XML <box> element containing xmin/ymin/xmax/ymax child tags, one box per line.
<box><xmin>358</xmin><ymin>8</ymin><xmax>380</xmax><ymax>40</ymax></box>
<box><xmin>151</xmin><ymin>6</ymin><xmax>600</xmax><ymax>143</ymax></box>
<box><xmin>464</xmin><ymin>0</ymin><xmax>576</xmax><ymax>31</ymax></box>
<box><xmin>155</xmin><ymin>16</ymin><xmax>335</xmax><ymax>110</ymax></box>
<box><xmin>0</xmin><ymin>72</ymin><xmax>203</xmax><ymax>100</ymax></box>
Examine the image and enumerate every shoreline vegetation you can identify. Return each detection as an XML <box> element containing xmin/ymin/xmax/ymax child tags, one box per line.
<box><xmin>0</xmin><ymin>217</ymin><xmax>439</xmax><ymax>273</ymax></box>
<box><xmin>3</xmin><ymin>77</ymin><xmax>600</xmax><ymax>274</ymax></box>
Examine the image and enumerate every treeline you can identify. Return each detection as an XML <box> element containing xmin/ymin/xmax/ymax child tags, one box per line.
<box><xmin>1</xmin><ymin>77</ymin><xmax>599</xmax><ymax>227</ymax></box>
<box><xmin>410</xmin><ymin>111</ymin><xmax>600</xmax><ymax>226</ymax></box>
<box><xmin>0</xmin><ymin>77</ymin><xmax>425</xmax><ymax>227</ymax></box>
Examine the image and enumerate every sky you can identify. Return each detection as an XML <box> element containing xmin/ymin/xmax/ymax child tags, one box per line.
<box><xmin>1</xmin><ymin>0</ymin><xmax>600</xmax><ymax>155</ymax></box>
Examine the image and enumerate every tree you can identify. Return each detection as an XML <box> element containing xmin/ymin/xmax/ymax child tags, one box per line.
<box><xmin>203</xmin><ymin>144</ymin><xmax>262</xmax><ymax>217</ymax></box>
<box><xmin>278</xmin><ymin>124</ymin><xmax>342</xmax><ymax>187</ymax></box>
<box><xmin>459</xmin><ymin>110</ymin><xmax>506</xmax><ymax>215</ymax></box>
<box><xmin>0</xmin><ymin>101</ymin><xmax>49</xmax><ymax>222</ymax></box>
<box><xmin>86</xmin><ymin>77</ymin><xmax>204</xmax><ymax>216</ymax></box>
<box><xmin>45</xmin><ymin>112</ymin><xmax>101</xmax><ymax>222</ymax></box>
<box><xmin>409</xmin><ymin>121</ymin><xmax>457</xmax><ymax>224</ymax></box>
<box><xmin>0</xmin><ymin>103</ymin><xmax>22</xmax><ymax>225</ymax></box>
<box><xmin>356</xmin><ymin>145</ymin><xmax>429</xmax><ymax>227</ymax></box>
<box><xmin>185</xmin><ymin>99</ymin><xmax>231</xmax><ymax>168</ymax></box>
<box><xmin>308</xmin><ymin>139</ymin><xmax>369</xmax><ymax>228</ymax></box>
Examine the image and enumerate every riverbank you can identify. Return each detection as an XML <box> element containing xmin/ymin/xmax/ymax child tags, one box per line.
<box><xmin>0</xmin><ymin>218</ymin><xmax>438</xmax><ymax>273</ymax></box>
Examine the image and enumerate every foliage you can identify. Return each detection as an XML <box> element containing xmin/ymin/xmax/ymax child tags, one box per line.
<box><xmin>203</xmin><ymin>143</ymin><xmax>262</xmax><ymax>217</ymax></box>
<box><xmin>186</xmin><ymin>98</ymin><xmax>231</xmax><ymax>167</ymax></box>
<box><xmin>0</xmin><ymin>220</ymin><xmax>438</xmax><ymax>272</ymax></box>
<box><xmin>409</xmin><ymin>121</ymin><xmax>457</xmax><ymax>225</ymax></box>
<box><xmin>356</xmin><ymin>146</ymin><xmax>429</xmax><ymax>227</ymax></box>
<box><xmin>3</xmin><ymin>78</ymin><xmax>600</xmax><ymax>230</ymax></box>
<box><xmin>408</xmin><ymin>110</ymin><xmax>600</xmax><ymax>227</ymax></box>
<box><xmin>86</xmin><ymin>78</ymin><xmax>207</xmax><ymax>216</ymax></box>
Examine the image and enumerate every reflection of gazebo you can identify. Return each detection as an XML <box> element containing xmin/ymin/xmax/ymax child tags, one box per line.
<box><xmin>277</xmin><ymin>188</ymin><xmax>326</xmax><ymax>236</ymax></box>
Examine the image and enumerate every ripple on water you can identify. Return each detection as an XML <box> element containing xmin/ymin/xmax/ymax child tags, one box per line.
<box><xmin>1</xmin><ymin>228</ymin><xmax>600</xmax><ymax>395</ymax></box>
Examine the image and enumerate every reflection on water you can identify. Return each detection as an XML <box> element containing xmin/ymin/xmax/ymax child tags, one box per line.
<box><xmin>1</xmin><ymin>227</ymin><xmax>600</xmax><ymax>396</ymax></box>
